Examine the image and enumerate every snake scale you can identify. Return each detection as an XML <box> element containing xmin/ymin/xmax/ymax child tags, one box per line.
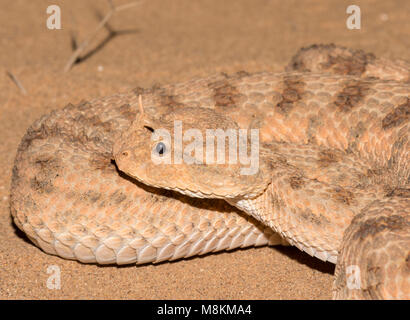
<box><xmin>10</xmin><ymin>45</ymin><xmax>409</xmax><ymax>299</ymax></box>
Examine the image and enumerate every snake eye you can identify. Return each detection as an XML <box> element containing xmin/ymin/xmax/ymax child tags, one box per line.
<box><xmin>155</xmin><ymin>142</ymin><xmax>166</xmax><ymax>156</ymax></box>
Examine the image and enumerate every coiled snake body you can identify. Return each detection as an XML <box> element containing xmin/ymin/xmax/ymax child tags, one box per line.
<box><xmin>10</xmin><ymin>45</ymin><xmax>410</xmax><ymax>299</ymax></box>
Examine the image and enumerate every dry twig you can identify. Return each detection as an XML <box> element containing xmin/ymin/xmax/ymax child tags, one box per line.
<box><xmin>64</xmin><ymin>0</ymin><xmax>143</xmax><ymax>72</ymax></box>
<box><xmin>6</xmin><ymin>71</ymin><xmax>27</xmax><ymax>95</ymax></box>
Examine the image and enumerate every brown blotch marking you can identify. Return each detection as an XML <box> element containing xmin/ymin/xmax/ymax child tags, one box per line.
<box><xmin>160</xmin><ymin>94</ymin><xmax>186</xmax><ymax>108</ymax></box>
<box><xmin>19</xmin><ymin>100</ymin><xmax>113</xmax><ymax>153</ymax></box>
<box><xmin>74</xmin><ymin>114</ymin><xmax>112</xmax><ymax>133</ymax></box>
<box><xmin>18</xmin><ymin>102</ymin><xmax>92</xmax><ymax>151</ymax></box>
<box><xmin>318</xmin><ymin>149</ymin><xmax>341</xmax><ymax>167</ymax></box>
<box><xmin>135</xmin><ymin>85</ymin><xmax>186</xmax><ymax>109</ymax></box>
<box><xmin>353</xmin><ymin>214</ymin><xmax>408</xmax><ymax>241</ymax></box>
<box><xmin>287</xmin><ymin>51</ymin><xmax>307</xmax><ymax>72</ymax></box>
<box><xmin>133</xmin><ymin>86</ymin><xmax>152</xmax><ymax>97</ymax></box>
<box><xmin>111</xmin><ymin>190</ymin><xmax>127</xmax><ymax>205</ymax></box>
<box><xmin>30</xmin><ymin>177</ymin><xmax>54</xmax><ymax>194</ymax></box>
<box><xmin>334</xmin><ymin>80</ymin><xmax>372</xmax><ymax>112</ymax></box>
<box><xmin>385</xmin><ymin>188</ymin><xmax>410</xmax><ymax>198</ymax></box>
<box><xmin>275</xmin><ymin>75</ymin><xmax>305</xmax><ymax>114</ymax></box>
<box><xmin>119</xmin><ymin>103</ymin><xmax>136</xmax><ymax>121</ymax></box>
<box><xmin>29</xmin><ymin>155</ymin><xmax>61</xmax><ymax>194</ymax></box>
<box><xmin>287</xmin><ymin>43</ymin><xmax>376</xmax><ymax>76</ymax></box>
<box><xmin>234</xmin><ymin>70</ymin><xmax>250</xmax><ymax>78</ymax></box>
<box><xmin>381</xmin><ymin>98</ymin><xmax>410</xmax><ymax>130</ymax></box>
<box><xmin>300</xmin><ymin>209</ymin><xmax>327</xmax><ymax>226</ymax></box>
<box><xmin>321</xmin><ymin>48</ymin><xmax>375</xmax><ymax>76</ymax></box>
<box><xmin>97</xmin><ymin>200</ymin><xmax>107</xmax><ymax>209</ymax></box>
<box><xmin>11</xmin><ymin>165</ymin><xmax>20</xmax><ymax>189</ymax></box>
<box><xmin>70</xmin><ymin>114</ymin><xmax>113</xmax><ymax>151</ymax></box>
<box><xmin>35</xmin><ymin>155</ymin><xmax>59</xmax><ymax>170</ymax></box>
<box><xmin>366</xmin><ymin>168</ymin><xmax>384</xmax><ymax>177</ymax></box>
<box><xmin>267</xmin><ymin>152</ymin><xmax>288</xmax><ymax>171</ymax></box>
<box><xmin>210</xmin><ymin>80</ymin><xmax>242</xmax><ymax>110</ymax></box>
<box><xmin>286</xmin><ymin>43</ymin><xmax>338</xmax><ymax>72</ymax></box>
<box><xmin>18</xmin><ymin>120</ymin><xmax>59</xmax><ymax>152</ymax></box>
<box><xmin>81</xmin><ymin>190</ymin><xmax>102</xmax><ymax>204</ymax></box>
<box><xmin>89</xmin><ymin>154</ymin><xmax>114</xmax><ymax>171</ymax></box>
<box><xmin>76</xmin><ymin>100</ymin><xmax>93</xmax><ymax>112</ymax></box>
<box><xmin>289</xmin><ymin>175</ymin><xmax>305</xmax><ymax>190</ymax></box>
<box><xmin>332</xmin><ymin>187</ymin><xmax>355</xmax><ymax>205</ymax></box>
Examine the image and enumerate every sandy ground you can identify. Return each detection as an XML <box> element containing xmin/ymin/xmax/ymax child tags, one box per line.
<box><xmin>0</xmin><ymin>0</ymin><xmax>408</xmax><ymax>299</ymax></box>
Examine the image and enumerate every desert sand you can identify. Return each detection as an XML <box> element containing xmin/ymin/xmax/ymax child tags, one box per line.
<box><xmin>0</xmin><ymin>0</ymin><xmax>408</xmax><ymax>299</ymax></box>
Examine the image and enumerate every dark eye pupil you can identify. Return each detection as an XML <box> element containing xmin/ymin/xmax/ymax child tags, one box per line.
<box><xmin>156</xmin><ymin>142</ymin><xmax>166</xmax><ymax>155</ymax></box>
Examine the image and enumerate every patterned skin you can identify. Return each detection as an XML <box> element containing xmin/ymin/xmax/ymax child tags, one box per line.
<box><xmin>11</xmin><ymin>45</ymin><xmax>410</xmax><ymax>299</ymax></box>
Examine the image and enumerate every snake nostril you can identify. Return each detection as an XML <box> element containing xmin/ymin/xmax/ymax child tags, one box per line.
<box><xmin>122</xmin><ymin>151</ymin><xmax>130</xmax><ymax>158</ymax></box>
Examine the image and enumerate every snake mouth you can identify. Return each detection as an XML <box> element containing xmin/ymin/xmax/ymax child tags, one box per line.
<box><xmin>113</xmin><ymin>145</ymin><xmax>224</xmax><ymax>198</ymax></box>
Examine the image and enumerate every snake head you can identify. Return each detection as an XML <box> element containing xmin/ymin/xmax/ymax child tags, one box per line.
<box><xmin>113</xmin><ymin>104</ymin><xmax>271</xmax><ymax>200</ymax></box>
